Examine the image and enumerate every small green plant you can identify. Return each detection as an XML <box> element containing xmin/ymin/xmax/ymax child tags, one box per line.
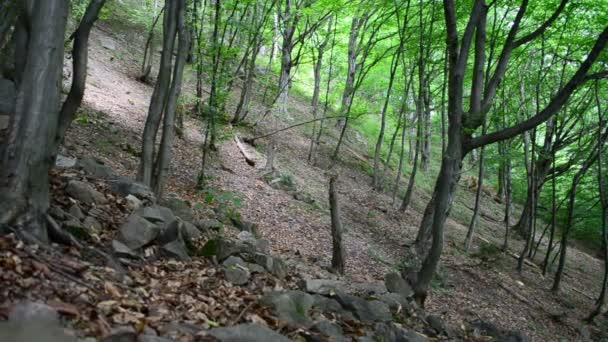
<box><xmin>473</xmin><ymin>241</ymin><xmax>501</xmax><ymax>261</ymax></box>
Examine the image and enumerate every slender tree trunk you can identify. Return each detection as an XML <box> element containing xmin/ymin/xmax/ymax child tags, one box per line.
<box><xmin>464</xmin><ymin>122</ymin><xmax>486</xmax><ymax>251</ymax></box>
<box><xmin>373</xmin><ymin>49</ymin><xmax>400</xmax><ymax>189</ymax></box>
<box><xmin>54</xmin><ymin>0</ymin><xmax>107</xmax><ymax>155</ymax></box>
<box><xmin>152</xmin><ymin>0</ymin><xmax>188</xmax><ymax>197</ymax></box>
<box><xmin>140</xmin><ymin>7</ymin><xmax>164</xmax><ymax>82</ymax></box>
<box><xmin>329</xmin><ymin>173</ymin><xmax>345</xmax><ymax>274</ymax></box>
<box><xmin>139</xmin><ymin>0</ymin><xmax>178</xmax><ymax>187</ymax></box>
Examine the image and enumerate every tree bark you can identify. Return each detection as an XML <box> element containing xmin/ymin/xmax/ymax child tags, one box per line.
<box><xmin>0</xmin><ymin>0</ymin><xmax>69</xmax><ymax>241</ymax></box>
<box><xmin>329</xmin><ymin>173</ymin><xmax>345</xmax><ymax>274</ymax></box>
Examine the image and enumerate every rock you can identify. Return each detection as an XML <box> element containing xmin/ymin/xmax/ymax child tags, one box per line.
<box><xmin>139</xmin><ymin>336</ymin><xmax>171</xmax><ymax>342</ymax></box>
<box><xmin>0</xmin><ymin>114</ymin><xmax>8</xmax><ymax>130</ymax></box>
<box><xmin>0</xmin><ymin>78</ymin><xmax>15</xmax><ymax>115</ymax></box>
<box><xmin>199</xmin><ymin>238</ymin><xmax>254</xmax><ymax>261</ymax></box>
<box><xmin>301</xmin><ymin>279</ymin><xmax>345</xmax><ymax>295</ymax></box>
<box><xmin>312</xmin><ymin>320</ymin><xmax>347</xmax><ymax>341</ymax></box>
<box><xmin>222</xmin><ymin>256</ymin><xmax>247</xmax><ymax>268</ymax></box>
<box><xmin>247</xmin><ymin>262</ymin><xmax>266</xmax><ymax>274</ymax></box>
<box><xmin>426</xmin><ymin>314</ymin><xmax>447</xmax><ymax>336</ymax></box>
<box><xmin>118</xmin><ymin>213</ymin><xmax>160</xmax><ymax>249</ymax></box>
<box><xmin>208</xmin><ymin>323</ymin><xmax>290</xmax><ymax>342</ymax></box>
<box><xmin>157</xmin><ymin>220</ymin><xmax>182</xmax><ymax>245</ymax></box>
<box><xmin>161</xmin><ymin>239</ymin><xmax>191</xmax><ymax>262</ymax></box>
<box><xmin>69</xmin><ymin>204</ymin><xmax>85</xmax><ymax>220</ymax></box>
<box><xmin>137</xmin><ymin>205</ymin><xmax>176</xmax><ymax>225</ymax></box>
<box><xmin>181</xmin><ymin>221</ymin><xmax>202</xmax><ymax>242</ymax></box>
<box><xmin>374</xmin><ymin>322</ymin><xmax>428</xmax><ymax>342</ymax></box>
<box><xmin>83</xmin><ymin>216</ymin><xmax>102</xmax><ymax>232</ymax></box>
<box><xmin>196</xmin><ymin>219</ymin><xmax>222</xmax><ymax>231</ymax></box>
<box><xmin>100</xmin><ymin>37</ymin><xmax>117</xmax><ymax>50</ymax></box>
<box><xmin>162</xmin><ymin>196</ymin><xmax>194</xmax><ymax>222</ymax></box>
<box><xmin>312</xmin><ymin>295</ymin><xmax>348</xmax><ymax>317</ymax></box>
<box><xmin>353</xmin><ymin>281</ymin><xmax>387</xmax><ymax>296</ymax></box>
<box><xmin>112</xmin><ymin>240</ymin><xmax>139</xmax><ymax>259</ymax></box>
<box><xmin>470</xmin><ymin>320</ymin><xmax>530</xmax><ymax>342</ymax></box>
<box><xmin>160</xmin><ymin>321</ymin><xmax>203</xmax><ymax>337</ymax></box>
<box><xmin>237</xmin><ymin>230</ymin><xmax>255</xmax><ymax>242</ymax></box>
<box><xmin>230</xmin><ymin>218</ymin><xmax>258</xmax><ymax>235</ymax></box>
<box><xmin>55</xmin><ymin>155</ymin><xmax>78</xmax><ymax>169</ymax></box>
<box><xmin>253</xmin><ymin>253</ymin><xmax>286</xmax><ymax>279</ymax></box>
<box><xmin>260</xmin><ymin>291</ymin><xmax>314</xmax><ymax>328</ymax></box>
<box><xmin>108</xmin><ymin>178</ymin><xmax>155</xmax><ymax>202</ymax></box>
<box><xmin>102</xmin><ymin>326</ymin><xmax>136</xmax><ymax>342</ymax></box>
<box><xmin>78</xmin><ymin>157</ymin><xmax>115</xmax><ymax>179</ymax></box>
<box><xmin>378</xmin><ymin>293</ymin><xmax>411</xmax><ymax>312</ymax></box>
<box><xmin>334</xmin><ymin>293</ymin><xmax>391</xmax><ymax>322</ymax></box>
<box><xmin>48</xmin><ymin>206</ymin><xmax>67</xmax><ymax>220</ymax></box>
<box><xmin>385</xmin><ymin>272</ymin><xmax>414</xmax><ymax>299</ymax></box>
<box><xmin>125</xmin><ymin>194</ymin><xmax>143</xmax><ymax>210</ymax></box>
<box><xmin>66</xmin><ymin>180</ymin><xmax>108</xmax><ymax>205</ymax></box>
<box><xmin>224</xmin><ymin>265</ymin><xmax>251</xmax><ymax>285</ymax></box>
<box><xmin>64</xmin><ymin>219</ymin><xmax>91</xmax><ymax>240</ymax></box>
<box><xmin>8</xmin><ymin>301</ymin><xmax>58</xmax><ymax>323</ymax></box>
<box><xmin>0</xmin><ymin>301</ymin><xmax>76</xmax><ymax>342</ymax></box>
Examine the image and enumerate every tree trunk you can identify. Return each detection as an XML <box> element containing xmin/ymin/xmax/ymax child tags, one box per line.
<box><xmin>54</xmin><ymin>0</ymin><xmax>107</xmax><ymax>155</ymax></box>
<box><xmin>152</xmin><ymin>0</ymin><xmax>188</xmax><ymax>197</ymax></box>
<box><xmin>373</xmin><ymin>49</ymin><xmax>400</xmax><ymax>190</ymax></box>
<box><xmin>464</xmin><ymin>123</ymin><xmax>486</xmax><ymax>251</ymax></box>
<box><xmin>329</xmin><ymin>173</ymin><xmax>345</xmax><ymax>274</ymax></box>
<box><xmin>0</xmin><ymin>0</ymin><xmax>69</xmax><ymax>241</ymax></box>
<box><xmin>139</xmin><ymin>0</ymin><xmax>178</xmax><ymax>187</ymax></box>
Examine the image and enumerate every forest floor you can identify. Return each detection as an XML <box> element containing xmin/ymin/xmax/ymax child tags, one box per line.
<box><xmin>54</xmin><ymin>21</ymin><xmax>607</xmax><ymax>340</ymax></box>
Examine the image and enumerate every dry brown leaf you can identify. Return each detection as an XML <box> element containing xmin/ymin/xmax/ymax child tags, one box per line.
<box><xmin>104</xmin><ymin>281</ymin><xmax>122</xmax><ymax>298</ymax></box>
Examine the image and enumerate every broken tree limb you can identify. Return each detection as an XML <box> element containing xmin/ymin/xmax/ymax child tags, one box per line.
<box><xmin>235</xmin><ymin>134</ymin><xmax>256</xmax><ymax>166</ymax></box>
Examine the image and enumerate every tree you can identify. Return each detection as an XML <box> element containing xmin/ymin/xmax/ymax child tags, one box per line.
<box><xmin>139</xmin><ymin>0</ymin><xmax>189</xmax><ymax>197</ymax></box>
<box><xmin>411</xmin><ymin>0</ymin><xmax>608</xmax><ymax>304</ymax></box>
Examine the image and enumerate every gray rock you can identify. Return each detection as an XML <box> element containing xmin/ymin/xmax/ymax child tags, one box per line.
<box><xmin>64</xmin><ymin>219</ymin><xmax>91</xmax><ymax>240</ymax></box>
<box><xmin>260</xmin><ymin>291</ymin><xmax>314</xmax><ymax>328</ymax></box>
<box><xmin>83</xmin><ymin>216</ymin><xmax>102</xmax><ymax>232</ymax></box>
<box><xmin>313</xmin><ymin>320</ymin><xmax>347</xmax><ymax>341</ymax></box>
<box><xmin>78</xmin><ymin>157</ymin><xmax>115</xmax><ymax>179</ymax></box>
<box><xmin>312</xmin><ymin>295</ymin><xmax>348</xmax><ymax>316</ymax></box>
<box><xmin>247</xmin><ymin>263</ymin><xmax>266</xmax><ymax>274</ymax></box>
<box><xmin>0</xmin><ymin>114</ymin><xmax>8</xmax><ymax>130</ymax></box>
<box><xmin>253</xmin><ymin>253</ymin><xmax>286</xmax><ymax>279</ymax></box>
<box><xmin>237</xmin><ymin>230</ymin><xmax>255</xmax><ymax>242</ymax></box>
<box><xmin>69</xmin><ymin>204</ymin><xmax>85</xmax><ymax>220</ymax></box>
<box><xmin>230</xmin><ymin>218</ymin><xmax>258</xmax><ymax>235</ymax></box>
<box><xmin>118</xmin><ymin>213</ymin><xmax>159</xmax><ymax>249</ymax></box>
<box><xmin>66</xmin><ymin>180</ymin><xmax>108</xmax><ymax>205</ymax></box>
<box><xmin>8</xmin><ymin>301</ymin><xmax>58</xmax><ymax>323</ymax></box>
<box><xmin>108</xmin><ymin>178</ymin><xmax>155</xmax><ymax>202</ymax></box>
<box><xmin>470</xmin><ymin>320</ymin><xmax>530</xmax><ymax>342</ymax></box>
<box><xmin>181</xmin><ymin>221</ymin><xmax>202</xmax><ymax>241</ymax></box>
<box><xmin>224</xmin><ymin>265</ymin><xmax>250</xmax><ymax>285</ymax></box>
<box><xmin>0</xmin><ymin>302</ymin><xmax>76</xmax><ymax>342</ymax></box>
<box><xmin>354</xmin><ymin>281</ymin><xmax>387</xmax><ymax>296</ymax></box>
<box><xmin>139</xmin><ymin>336</ymin><xmax>171</xmax><ymax>342</ymax></box>
<box><xmin>301</xmin><ymin>279</ymin><xmax>345</xmax><ymax>295</ymax></box>
<box><xmin>208</xmin><ymin>323</ymin><xmax>290</xmax><ymax>342</ymax></box>
<box><xmin>162</xmin><ymin>196</ymin><xmax>194</xmax><ymax>222</ymax></box>
<box><xmin>125</xmin><ymin>194</ymin><xmax>143</xmax><ymax>210</ymax></box>
<box><xmin>385</xmin><ymin>272</ymin><xmax>413</xmax><ymax>299</ymax></box>
<box><xmin>222</xmin><ymin>256</ymin><xmax>247</xmax><ymax>268</ymax></box>
<box><xmin>160</xmin><ymin>321</ymin><xmax>202</xmax><ymax>337</ymax></box>
<box><xmin>378</xmin><ymin>293</ymin><xmax>411</xmax><ymax>312</ymax></box>
<box><xmin>136</xmin><ymin>205</ymin><xmax>176</xmax><ymax>225</ymax></box>
<box><xmin>157</xmin><ymin>220</ymin><xmax>182</xmax><ymax>245</ymax></box>
<box><xmin>374</xmin><ymin>322</ymin><xmax>428</xmax><ymax>342</ymax></box>
<box><xmin>48</xmin><ymin>206</ymin><xmax>67</xmax><ymax>220</ymax></box>
<box><xmin>427</xmin><ymin>314</ymin><xmax>447</xmax><ymax>336</ymax></box>
<box><xmin>161</xmin><ymin>239</ymin><xmax>191</xmax><ymax>262</ymax></box>
<box><xmin>334</xmin><ymin>293</ymin><xmax>392</xmax><ymax>322</ymax></box>
<box><xmin>200</xmin><ymin>238</ymin><xmax>254</xmax><ymax>261</ymax></box>
<box><xmin>100</xmin><ymin>37</ymin><xmax>117</xmax><ymax>50</ymax></box>
<box><xmin>0</xmin><ymin>78</ymin><xmax>15</xmax><ymax>115</ymax></box>
<box><xmin>196</xmin><ymin>219</ymin><xmax>222</xmax><ymax>231</ymax></box>
<box><xmin>102</xmin><ymin>326</ymin><xmax>136</xmax><ymax>342</ymax></box>
<box><xmin>56</xmin><ymin>155</ymin><xmax>78</xmax><ymax>169</ymax></box>
<box><xmin>112</xmin><ymin>240</ymin><xmax>139</xmax><ymax>259</ymax></box>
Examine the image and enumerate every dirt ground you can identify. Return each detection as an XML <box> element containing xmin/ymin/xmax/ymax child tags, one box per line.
<box><xmin>61</xmin><ymin>22</ymin><xmax>606</xmax><ymax>340</ymax></box>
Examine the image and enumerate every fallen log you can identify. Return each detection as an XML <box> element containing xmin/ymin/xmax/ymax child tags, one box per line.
<box><xmin>235</xmin><ymin>134</ymin><xmax>256</xmax><ymax>166</ymax></box>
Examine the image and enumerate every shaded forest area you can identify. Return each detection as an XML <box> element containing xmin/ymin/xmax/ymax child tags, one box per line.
<box><xmin>1</xmin><ymin>0</ymin><xmax>608</xmax><ymax>340</ymax></box>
